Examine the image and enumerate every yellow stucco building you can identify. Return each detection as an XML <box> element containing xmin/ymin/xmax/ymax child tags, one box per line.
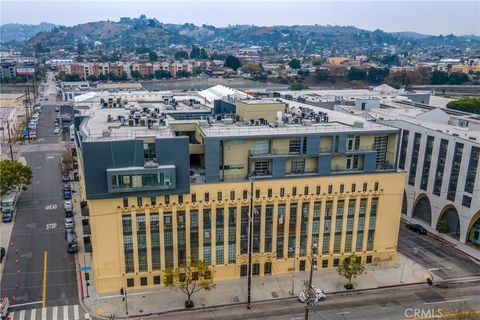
<box><xmin>74</xmin><ymin>93</ymin><xmax>405</xmax><ymax>293</ymax></box>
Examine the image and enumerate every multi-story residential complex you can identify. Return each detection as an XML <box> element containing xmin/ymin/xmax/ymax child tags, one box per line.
<box><xmin>338</xmin><ymin>99</ymin><xmax>480</xmax><ymax>251</ymax></box>
<box><xmin>73</xmin><ymin>90</ymin><xmax>405</xmax><ymax>293</ymax></box>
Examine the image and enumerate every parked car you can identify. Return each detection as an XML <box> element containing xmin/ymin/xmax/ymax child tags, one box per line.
<box><xmin>64</xmin><ymin>199</ymin><xmax>73</xmax><ymax>211</ymax></box>
<box><xmin>64</xmin><ymin>217</ymin><xmax>75</xmax><ymax>229</ymax></box>
<box><xmin>2</xmin><ymin>211</ymin><xmax>13</xmax><ymax>223</ymax></box>
<box><xmin>298</xmin><ymin>288</ymin><xmax>327</xmax><ymax>304</ymax></box>
<box><xmin>0</xmin><ymin>247</ymin><xmax>5</xmax><ymax>263</ymax></box>
<box><xmin>406</xmin><ymin>223</ymin><xmax>427</xmax><ymax>235</ymax></box>
<box><xmin>63</xmin><ymin>188</ymin><xmax>72</xmax><ymax>200</ymax></box>
<box><xmin>62</xmin><ymin>172</ymin><xmax>70</xmax><ymax>182</ymax></box>
<box><xmin>65</xmin><ymin>209</ymin><xmax>74</xmax><ymax>218</ymax></box>
<box><xmin>65</xmin><ymin>228</ymin><xmax>76</xmax><ymax>240</ymax></box>
<box><xmin>54</xmin><ymin>127</ymin><xmax>60</xmax><ymax>134</ymax></box>
<box><xmin>54</xmin><ymin>106</ymin><xmax>60</xmax><ymax>112</ymax></box>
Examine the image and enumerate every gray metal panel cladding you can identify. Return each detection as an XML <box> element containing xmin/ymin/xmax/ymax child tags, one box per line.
<box><xmin>318</xmin><ymin>154</ymin><xmax>332</xmax><ymax>175</ymax></box>
<box><xmin>305</xmin><ymin>134</ymin><xmax>320</xmax><ymax>155</ymax></box>
<box><xmin>205</xmin><ymin>138</ymin><xmax>220</xmax><ymax>183</ymax></box>
<box><xmin>337</xmin><ymin>133</ymin><xmax>347</xmax><ymax>153</ymax></box>
<box><xmin>272</xmin><ymin>158</ymin><xmax>287</xmax><ymax>178</ymax></box>
<box><xmin>364</xmin><ymin>152</ymin><xmax>377</xmax><ymax>173</ymax></box>
<box><xmin>82</xmin><ymin>137</ymin><xmax>190</xmax><ymax>199</ymax></box>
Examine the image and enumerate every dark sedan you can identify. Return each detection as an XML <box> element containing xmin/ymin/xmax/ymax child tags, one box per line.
<box><xmin>406</xmin><ymin>223</ymin><xmax>427</xmax><ymax>234</ymax></box>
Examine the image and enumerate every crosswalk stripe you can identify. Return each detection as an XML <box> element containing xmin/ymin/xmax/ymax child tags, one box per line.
<box><xmin>63</xmin><ymin>305</ymin><xmax>69</xmax><ymax>320</ymax></box>
<box><xmin>41</xmin><ymin>308</ymin><xmax>47</xmax><ymax>320</ymax></box>
<box><xmin>73</xmin><ymin>305</ymin><xmax>79</xmax><ymax>320</ymax></box>
<box><xmin>52</xmin><ymin>306</ymin><xmax>58</xmax><ymax>320</ymax></box>
<box><xmin>30</xmin><ymin>309</ymin><xmax>36</xmax><ymax>320</ymax></box>
<box><xmin>19</xmin><ymin>310</ymin><xmax>25</xmax><ymax>320</ymax></box>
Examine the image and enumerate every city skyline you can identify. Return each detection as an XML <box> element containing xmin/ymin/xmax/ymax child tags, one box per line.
<box><xmin>1</xmin><ymin>0</ymin><xmax>479</xmax><ymax>36</ymax></box>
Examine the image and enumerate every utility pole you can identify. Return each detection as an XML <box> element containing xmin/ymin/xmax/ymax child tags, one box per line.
<box><xmin>304</xmin><ymin>237</ymin><xmax>318</xmax><ymax>320</ymax></box>
<box><xmin>247</xmin><ymin>177</ymin><xmax>254</xmax><ymax>309</ymax></box>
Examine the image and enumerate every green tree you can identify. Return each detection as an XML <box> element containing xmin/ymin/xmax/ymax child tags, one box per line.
<box><xmin>385</xmin><ymin>70</ymin><xmax>422</xmax><ymax>88</ymax></box>
<box><xmin>154</xmin><ymin>70</ymin><xmax>172</xmax><ymax>79</ymax></box>
<box><xmin>430</xmin><ymin>71</ymin><xmax>450</xmax><ymax>85</ymax></box>
<box><xmin>288</xmin><ymin>58</ymin><xmax>301</xmax><ymax>69</ymax></box>
<box><xmin>337</xmin><ymin>254</ymin><xmax>365</xmax><ymax>290</ymax></box>
<box><xmin>164</xmin><ymin>260</ymin><xmax>215</xmax><ymax>309</ymax></box>
<box><xmin>348</xmin><ymin>67</ymin><xmax>367</xmax><ymax>81</ymax></box>
<box><xmin>315</xmin><ymin>68</ymin><xmax>329</xmax><ymax>82</ymax></box>
<box><xmin>436</xmin><ymin>219</ymin><xmax>449</xmax><ymax>234</ymax></box>
<box><xmin>241</xmin><ymin>62</ymin><xmax>261</xmax><ymax>74</ymax></box>
<box><xmin>77</xmin><ymin>41</ymin><xmax>86</xmax><ymax>55</ymax></box>
<box><xmin>174</xmin><ymin>50</ymin><xmax>189</xmax><ymax>60</ymax></box>
<box><xmin>35</xmin><ymin>67</ymin><xmax>47</xmax><ymax>81</ymax></box>
<box><xmin>0</xmin><ymin>160</ymin><xmax>32</xmax><ymax>197</ymax></box>
<box><xmin>131</xmin><ymin>70</ymin><xmax>141</xmax><ymax>79</ymax></box>
<box><xmin>381</xmin><ymin>54</ymin><xmax>400</xmax><ymax>66</ymax></box>
<box><xmin>210</xmin><ymin>52</ymin><xmax>225</xmax><ymax>60</ymax></box>
<box><xmin>289</xmin><ymin>82</ymin><xmax>309</xmax><ymax>90</ymax></box>
<box><xmin>297</xmin><ymin>69</ymin><xmax>310</xmax><ymax>77</ymax></box>
<box><xmin>311</xmin><ymin>57</ymin><xmax>323</xmax><ymax>66</ymax></box>
<box><xmin>149</xmin><ymin>51</ymin><xmax>158</xmax><ymax>62</ymax></box>
<box><xmin>190</xmin><ymin>46</ymin><xmax>200</xmax><ymax>59</ymax></box>
<box><xmin>224</xmin><ymin>55</ymin><xmax>241</xmax><ymax>71</ymax></box>
<box><xmin>367</xmin><ymin>67</ymin><xmax>390</xmax><ymax>84</ymax></box>
<box><xmin>448</xmin><ymin>72</ymin><xmax>469</xmax><ymax>85</ymax></box>
<box><xmin>199</xmin><ymin>48</ymin><xmax>209</xmax><ymax>59</ymax></box>
<box><xmin>87</xmin><ymin>75</ymin><xmax>98</xmax><ymax>82</ymax></box>
<box><xmin>176</xmin><ymin>70</ymin><xmax>192</xmax><ymax>78</ymax></box>
<box><xmin>447</xmin><ymin>98</ymin><xmax>480</xmax><ymax>115</ymax></box>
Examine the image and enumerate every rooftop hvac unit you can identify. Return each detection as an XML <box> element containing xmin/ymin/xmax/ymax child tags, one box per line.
<box><xmin>294</xmin><ymin>118</ymin><xmax>301</xmax><ymax>124</ymax></box>
<box><xmin>353</xmin><ymin>121</ymin><xmax>364</xmax><ymax>128</ymax></box>
<box><xmin>255</xmin><ymin>120</ymin><xmax>261</xmax><ymax>126</ymax></box>
<box><xmin>102</xmin><ymin>129</ymin><xmax>111</xmax><ymax>137</ymax></box>
<box><xmin>275</xmin><ymin>120</ymin><xmax>284</xmax><ymax>127</ymax></box>
<box><xmin>223</xmin><ymin>118</ymin><xmax>234</xmax><ymax>125</ymax></box>
<box><xmin>128</xmin><ymin>119</ymin><xmax>134</xmax><ymax>126</ymax></box>
<box><xmin>303</xmin><ymin>119</ymin><xmax>312</xmax><ymax>126</ymax></box>
<box><xmin>140</xmin><ymin>118</ymin><xmax>146</xmax><ymax>126</ymax></box>
<box><xmin>107</xmin><ymin>115</ymin><xmax>112</xmax><ymax>122</ymax></box>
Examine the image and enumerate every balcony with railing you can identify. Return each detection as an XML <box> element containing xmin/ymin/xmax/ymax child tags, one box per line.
<box><xmin>249</xmin><ymin>148</ymin><xmax>304</xmax><ymax>158</ymax></box>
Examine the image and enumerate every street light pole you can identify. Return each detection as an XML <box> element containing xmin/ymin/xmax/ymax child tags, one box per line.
<box><xmin>247</xmin><ymin>177</ymin><xmax>254</xmax><ymax>309</ymax></box>
<box><xmin>305</xmin><ymin>237</ymin><xmax>318</xmax><ymax>320</ymax></box>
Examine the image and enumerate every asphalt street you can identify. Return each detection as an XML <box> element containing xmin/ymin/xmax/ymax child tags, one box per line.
<box><xmin>1</xmin><ymin>73</ymin><xmax>79</xmax><ymax>309</ymax></box>
<box><xmin>397</xmin><ymin>224</ymin><xmax>480</xmax><ymax>280</ymax></box>
<box><xmin>156</xmin><ymin>280</ymin><xmax>480</xmax><ymax>320</ymax></box>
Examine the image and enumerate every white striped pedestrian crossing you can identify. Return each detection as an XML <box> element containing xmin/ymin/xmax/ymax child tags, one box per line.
<box><xmin>8</xmin><ymin>305</ymin><xmax>89</xmax><ymax>320</ymax></box>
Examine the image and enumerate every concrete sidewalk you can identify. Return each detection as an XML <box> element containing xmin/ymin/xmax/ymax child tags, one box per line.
<box><xmin>79</xmin><ymin>253</ymin><xmax>429</xmax><ymax>319</ymax></box>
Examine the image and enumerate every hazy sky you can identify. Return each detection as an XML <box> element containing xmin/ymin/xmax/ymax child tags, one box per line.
<box><xmin>1</xmin><ymin>1</ymin><xmax>479</xmax><ymax>36</ymax></box>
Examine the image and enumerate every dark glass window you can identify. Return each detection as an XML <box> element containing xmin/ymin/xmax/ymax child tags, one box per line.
<box><xmin>280</xmin><ymin>187</ymin><xmax>285</xmax><ymax>197</ymax></box>
<box><xmin>447</xmin><ymin>143</ymin><xmax>464</xmax><ymax>201</ymax></box>
<box><xmin>351</xmin><ymin>183</ymin><xmax>356</xmax><ymax>193</ymax></box>
<box><xmin>265</xmin><ymin>205</ymin><xmax>274</xmax><ymax>252</ymax></box>
<box><xmin>288</xmin><ymin>203</ymin><xmax>297</xmax><ymax>258</ymax></box>
<box><xmin>292</xmin><ymin>187</ymin><xmax>297</xmax><ymax>196</ymax></box>
<box><xmin>230</xmin><ymin>190</ymin><xmax>235</xmax><ymax>201</ymax></box>
<box><xmin>150</xmin><ymin>213</ymin><xmax>160</xmax><ymax>270</ymax></box>
<box><xmin>420</xmin><ymin>136</ymin><xmax>435</xmax><ymax>191</ymax></box>
<box><xmin>240</xmin><ymin>264</ymin><xmax>248</xmax><ymax>277</ymax></box>
<box><xmin>137</xmin><ymin>197</ymin><xmax>143</xmax><ymax>207</ymax></box>
<box><xmin>153</xmin><ymin>275</ymin><xmax>161</xmax><ymax>285</ymax></box>
<box><xmin>136</xmin><ymin>214</ymin><xmax>147</xmax><ymax>272</ymax></box>
<box><xmin>143</xmin><ymin>142</ymin><xmax>157</xmax><ymax>161</ymax></box>
<box><xmin>304</xmin><ymin>186</ymin><xmax>309</xmax><ymax>195</ymax></box>
<box><xmin>205</xmin><ymin>192</ymin><xmax>209</xmax><ymax>202</ymax></box>
<box><xmin>264</xmin><ymin>262</ymin><xmax>272</xmax><ymax>274</ymax></box>
<box><xmin>277</xmin><ymin>204</ymin><xmax>286</xmax><ymax>258</ymax></box>
<box><xmin>363</xmin><ymin>183</ymin><xmax>367</xmax><ymax>192</ymax></box>
<box><xmin>190</xmin><ymin>210</ymin><xmax>199</xmax><ymax>261</ymax></box>
<box><xmin>178</xmin><ymin>195</ymin><xmax>183</xmax><ymax>204</ymax></box>
<box><xmin>322</xmin><ymin>259</ymin><xmax>328</xmax><ymax>268</ymax></box>
<box><xmin>462</xmin><ymin>195</ymin><xmax>472</xmax><ymax>208</ymax></box>
<box><xmin>408</xmin><ymin>133</ymin><xmax>422</xmax><ymax>186</ymax></box>
<box><xmin>465</xmin><ymin>146</ymin><xmax>479</xmax><ymax>194</ymax></box>
<box><xmin>164</xmin><ymin>195</ymin><xmax>170</xmax><ymax>205</ymax></box>
<box><xmin>122</xmin><ymin>215</ymin><xmax>134</xmax><ymax>273</ymax></box>
<box><xmin>255</xmin><ymin>189</ymin><xmax>260</xmax><ymax>199</ymax></box>
<box><xmin>228</xmin><ymin>207</ymin><xmax>236</xmax><ymax>263</ymax></box>
<box><xmin>299</xmin><ymin>203</ymin><xmax>309</xmax><ymax>256</ymax></box>
<box><xmin>398</xmin><ymin>130</ymin><xmax>409</xmax><ymax>170</ymax></box>
<box><xmin>339</xmin><ymin>184</ymin><xmax>344</xmax><ymax>193</ymax></box>
<box><xmin>164</xmin><ymin>212</ymin><xmax>173</xmax><ymax>268</ymax></box>
<box><xmin>177</xmin><ymin>211</ymin><xmax>186</xmax><ymax>266</ymax></box>
<box><xmin>216</xmin><ymin>208</ymin><xmax>224</xmax><ymax>265</ymax></box>
<box><xmin>123</xmin><ymin>197</ymin><xmax>129</xmax><ymax>208</ymax></box>
<box><xmin>151</xmin><ymin>197</ymin><xmax>156</xmax><ymax>206</ymax></box>
<box><xmin>374</xmin><ymin>181</ymin><xmax>379</xmax><ymax>191</ymax></box>
<box><xmin>268</xmin><ymin>188</ymin><xmax>272</xmax><ymax>198</ymax></box>
<box><xmin>127</xmin><ymin>278</ymin><xmax>134</xmax><ymax>287</ymax></box>
<box><xmin>328</xmin><ymin>184</ymin><xmax>333</xmax><ymax>194</ymax></box>
<box><xmin>217</xmin><ymin>191</ymin><xmax>222</xmax><ymax>201</ymax></box>
<box><xmin>243</xmin><ymin>190</ymin><xmax>248</xmax><ymax>200</ymax></box>
<box><xmin>240</xmin><ymin>206</ymin><xmax>249</xmax><ymax>254</ymax></box>
<box><xmin>433</xmin><ymin>139</ymin><xmax>449</xmax><ymax>196</ymax></box>
<box><xmin>316</xmin><ymin>185</ymin><xmax>321</xmax><ymax>195</ymax></box>
<box><xmin>203</xmin><ymin>209</ymin><xmax>212</xmax><ymax>265</ymax></box>
<box><xmin>140</xmin><ymin>277</ymin><xmax>147</xmax><ymax>286</ymax></box>
<box><xmin>191</xmin><ymin>193</ymin><xmax>196</xmax><ymax>203</ymax></box>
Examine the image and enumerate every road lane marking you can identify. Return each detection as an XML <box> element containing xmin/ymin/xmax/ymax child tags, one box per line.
<box><xmin>46</xmin><ymin>223</ymin><xmax>57</xmax><ymax>230</ymax></box>
<box><xmin>45</xmin><ymin>204</ymin><xmax>57</xmax><ymax>210</ymax></box>
<box><xmin>63</xmin><ymin>306</ymin><xmax>68</xmax><ymax>319</ymax></box>
<box><xmin>30</xmin><ymin>308</ymin><xmax>36</xmax><ymax>320</ymax></box>
<box><xmin>336</xmin><ymin>311</ymin><xmax>350</xmax><ymax>315</ymax></box>
<box><xmin>424</xmin><ymin>298</ymin><xmax>471</xmax><ymax>305</ymax></box>
<box><xmin>42</xmin><ymin>308</ymin><xmax>47</xmax><ymax>320</ymax></box>
<box><xmin>10</xmin><ymin>300</ymin><xmax>42</xmax><ymax>307</ymax></box>
<box><xmin>52</xmin><ymin>306</ymin><xmax>58</xmax><ymax>320</ymax></box>
<box><xmin>19</xmin><ymin>310</ymin><xmax>25</xmax><ymax>320</ymax></box>
<box><xmin>428</xmin><ymin>268</ymin><xmax>441</xmax><ymax>271</ymax></box>
<box><xmin>42</xmin><ymin>251</ymin><xmax>48</xmax><ymax>308</ymax></box>
<box><xmin>74</xmin><ymin>305</ymin><xmax>80</xmax><ymax>320</ymax></box>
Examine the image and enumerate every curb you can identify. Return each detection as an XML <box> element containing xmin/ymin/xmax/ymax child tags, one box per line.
<box><xmin>101</xmin><ymin>281</ymin><xmax>430</xmax><ymax>319</ymax></box>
